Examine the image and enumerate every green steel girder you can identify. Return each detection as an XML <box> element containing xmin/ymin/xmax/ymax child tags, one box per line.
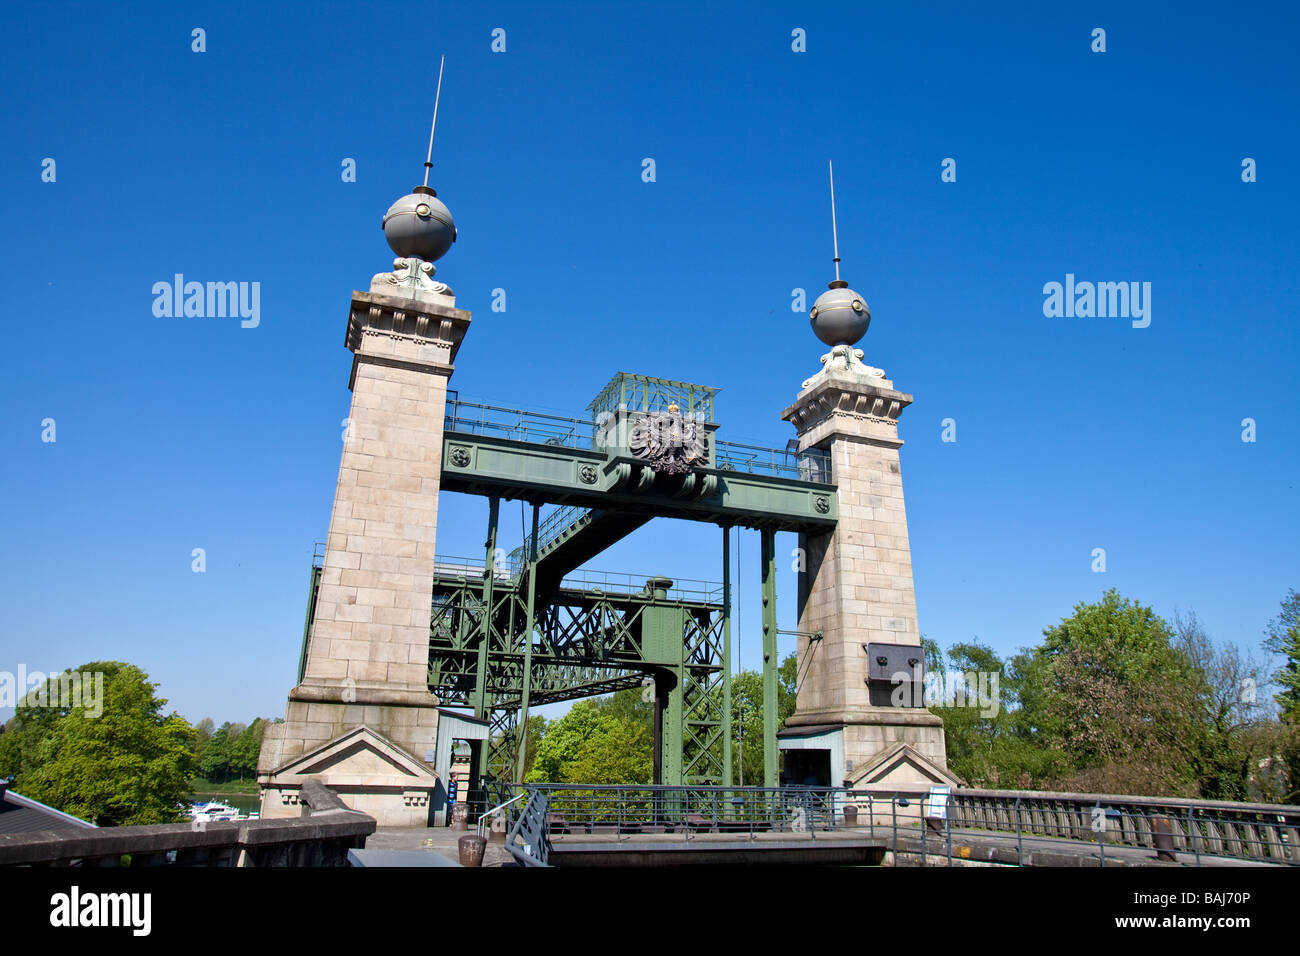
<box><xmin>428</xmin><ymin>567</ymin><xmax>728</xmax><ymax>786</ymax></box>
<box><xmin>424</xmin><ymin>390</ymin><xmax>815</xmax><ymax>791</ymax></box>
<box><xmin>761</xmin><ymin>528</ymin><xmax>779</xmax><ymax>788</ymax></box>
<box><xmin>440</xmin><ymin>433</ymin><xmax>837</xmax><ymax>533</ymax></box>
<box><xmin>426</xmin><ymin>388</ymin><xmax>809</xmax><ymax>789</ymax></box>
<box><xmin>486</xmin><ymin>707</ymin><xmax>519</xmax><ymax>782</ymax></box>
<box><xmin>526</xmin><ymin>510</ymin><xmax>652</xmax><ymax>599</ymax></box>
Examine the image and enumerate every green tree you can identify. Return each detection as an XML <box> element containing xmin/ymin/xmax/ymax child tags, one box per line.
<box><xmin>730</xmin><ymin>670</ymin><xmax>764</xmax><ymax>786</ymax></box>
<box><xmin>191</xmin><ymin>717</ymin><xmax>214</xmax><ymax>770</ymax></box>
<box><xmin>594</xmin><ymin>687</ymin><xmax>654</xmax><ymax>727</ymax></box>
<box><xmin>931</xmin><ymin>599</ymin><xmax>1295</xmax><ymax>800</ymax></box>
<box><xmin>518</xmin><ymin>714</ymin><xmax>547</xmax><ymax>781</ymax></box>
<box><xmin>927</xmin><ymin>640</ymin><xmax>1059</xmax><ymax>788</ymax></box>
<box><xmin>1264</xmin><ymin>589</ymin><xmax>1300</xmax><ymax>723</ymax></box>
<box><xmin>1010</xmin><ymin>590</ymin><xmax>1205</xmax><ymax>796</ymax></box>
<box><xmin>199</xmin><ymin>722</ymin><xmax>233</xmax><ymax>782</ymax></box>
<box><xmin>729</xmin><ymin>652</ymin><xmax>797</xmax><ymax>785</ymax></box>
<box><xmin>1171</xmin><ymin>611</ymin><xmax>1275</xmax><ymax>801</ymax></box>
<box><xmin>0</xmin><ymin>667</ymin><xmax>76</xmax><ymax>781</ymax></box>
<box><xmin>526</xmin><ymin>701</ymin><xmax>645</xmax><ymax>783</ymax></box>
<box><xmin>11</xmin><ymin>663</ymin><xmax>194</xmax><ymax>825</ymax></box>
<box><xmin>1260</xmin><ymin>590</ymin><xmax>1300</xmax><ymax>802</ymax></box>
<box><xmin>228</xmin><ymin>718</ymin><xmax>267</xmax><ymax>781</ymax></box>
<box><xmin>561</xmin><ymin>715</ymin><xmax>652</xmax><ymax>785</ymax></box>
<box><xmin>777</xmin><ymin>651</ymin><xmax>798</xmax><ymax>725</ymax></box>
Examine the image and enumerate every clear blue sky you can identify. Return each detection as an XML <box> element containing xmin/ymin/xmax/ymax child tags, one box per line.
<box><xmin>2</xmin><ymin>1</ymin><xmax>1297</xmax><ymax>725</ymax></box>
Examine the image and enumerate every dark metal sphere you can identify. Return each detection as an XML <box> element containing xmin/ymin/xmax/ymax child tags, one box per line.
<box><xmin>382</xmin><ymin>187</ymin><xmax>456</xmax><ymax>262</ymax></box>
<box><xmin>810</xmin><ymin>282</ymin><xmax>870</xmax><ymax>346</ymax></box>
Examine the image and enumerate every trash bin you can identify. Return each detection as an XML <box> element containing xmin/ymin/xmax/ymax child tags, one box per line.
<box><xmin>458</xmin><ymin>834</ymin><xmax>487</xmax><ymax>867</ymax></box>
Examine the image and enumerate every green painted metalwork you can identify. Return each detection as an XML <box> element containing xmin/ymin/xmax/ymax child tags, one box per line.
<box><xmin>761</xmin><ymin>528</ymin><xmax>778</xmax><ymax>788</ymax></box>
<box><xmin>715</xmin><ymin>440</ymin><xmax>831</xmax><ymax>484</ymax></box>
<box><xmin>444</xmin><ymin>399</ymin><xmax>831</xmax><ymax>488</ymax></box>
<box><xmin>428</xmin><ymin>558</ymin><xmax>727</xmax><ymax>786</ymax></box>
<box><xmin>425</xmin><ymin>379</ymin><xmax>840</xmax><ymax>792</ymax></box>
<box><xmin>588</xmin><ymin>372</ymin><xmax>718</xmax><ymax>424</ymax></box>
<box><xmin>445</xmin><ymin>392</ymin><xmax>596</xmax><ymax>450</ymax></box>
<box><xmin>514</xmin><ymin>504</ymin><xmax>540</xmax><ymax>783</ymax></box>
<box><xmin>474</xmin><ymin>498</ymin><xmax>501</xmax><ymax>781</ymax></box>
<box><xmin>506</xmin><ymin>505</ymin><xmax>652</xmax><ymax>601</ymax></box>
<box><xmin>441</xmin><ymin>434</ymin><xmax>835</xmax><ymax>530</ymax></box>
<box><xmin>720</xmin><ymin>528</ymin><xmax>733</xmax><ymax>788</ymax></box>
<box><xmin>297</xmin><ymin>546</ymin><xmax>324</xmax><ymax>684</ymax></box>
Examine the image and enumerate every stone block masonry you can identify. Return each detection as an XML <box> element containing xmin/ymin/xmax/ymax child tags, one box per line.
<box><xmin>780</xmin><ymin>345</ymin><xmax>949</xmax><ymax>785</ymax></box>
<box><xmin>259</xmin><ymin>268</ymin><xmax>470</xmax><ymax>814</ymax></box>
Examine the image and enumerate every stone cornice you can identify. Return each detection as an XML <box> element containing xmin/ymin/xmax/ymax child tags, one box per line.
<box><xmin>346</xmin><ymin>289</ymin><xmax>472</xmax><ymax>365</ymax></box>
<box><xmin>782</xmin><ymin>374</ymin><xmax>914</xmax><ymax>447</ymax></box>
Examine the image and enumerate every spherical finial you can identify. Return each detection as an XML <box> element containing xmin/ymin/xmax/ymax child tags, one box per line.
<box><xmin>809</xmin><ymin>279</ymin><xmax>870</xmax><ymax>346</ymax></box>
<box><xmin>383</xmin><ymin>186</ymin><xmax>457</xmax><ymax>262</ymax></box>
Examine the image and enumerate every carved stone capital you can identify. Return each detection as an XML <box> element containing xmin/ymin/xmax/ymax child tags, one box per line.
<box><xmin>345</xmin><ymin>288</ymin><xmax>472</xmax><ymax>370</ymax></box>
<box><xmin>782</xmin><ymin>356</ymin><xmax>914</xmax><ymax>449</ymax></box>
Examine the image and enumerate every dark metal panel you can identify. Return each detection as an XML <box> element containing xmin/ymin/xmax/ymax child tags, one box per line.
<box><xmin>863</xmin><ymin>643</ymin><xmax>924</xmax><ymax>684</ymax></box>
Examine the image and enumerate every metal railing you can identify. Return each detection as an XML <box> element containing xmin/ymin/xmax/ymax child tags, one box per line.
<box><xmin>486</xmin><ymin>785</ymin><xmax>1299</xmax><ymax>867</ymax></box>
<box><xmin>433</xmin><ymin>553</ymin><xmax>723</xmax><ymax>604</ymax></box>
<box><xmin>478</xmin><ymin>791</ymin><xmax>527</xmax><ymax>839</ymax></box>
<box><xmin>445</xmin><ymin>395</ymin><xmax>831</xmax><ymax>486</ymax></box>
<box><xmin>588</xmin><ymin>373</ymin><xmax>718</xmax><ymax>424</ymax></box>
<box><xmin>445</xmin><ymin>396</ymin><xmax>597</xmax><ymax>450</ymax></box>
<box><xmin>522</xmin><ymin>784</ymin><xmax>846</xmax><ymax>839</ymax></box>
<box><xmin>550</xmin><ymin>568</ymin><xmax>724</xmax><ymax>604</ymax></box>
<box><xmin>946</xmin><ymin>789</ymin><xmax>1300</xmax><ymax>865</ymax></box>
<box><xmin>432</xmin><ymin>556</ymin><xmax>513</xmax><ymax>582</ymax></box>
<box><xmin>507</xmin><ymin>503</ymin><xmax>592</xmax><ymax>572</ymax></box>
<box><xmin>714</xmin><ymin>440</ymin><xmax>832</xmax><ymax>485</ymax></box>
<box><xmin>505</xmin><ymin>789</ymin><xmax>551</xmax><ymax>866</ymax></box>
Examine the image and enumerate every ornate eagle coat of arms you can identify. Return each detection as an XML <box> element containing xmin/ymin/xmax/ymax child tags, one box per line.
<box><xmin>629</xmin><ymin>404</ymin><xmax>707</xmax><ymax>475</ymax></box>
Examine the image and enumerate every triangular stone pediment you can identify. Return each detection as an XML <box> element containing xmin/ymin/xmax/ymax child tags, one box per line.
<box><xmin>269</xmin><ymin>725</ymin><xmax>438</xmax><ymax>788</ymax></box>
<box><xmin>848</xmin><ymin>742</ymin><xmax>964</xmax><ymax>789</ymax></box>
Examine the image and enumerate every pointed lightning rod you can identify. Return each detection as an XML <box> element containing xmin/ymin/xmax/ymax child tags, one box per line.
<box><xmin>829</xmin><ymin>159</ymin><xmax>841</xmax><ymax>282</ymax></box>
<box><xmin>422</xmin><ymin>55</ymin><xmax>446</xmax><ymax>188</ymax></box>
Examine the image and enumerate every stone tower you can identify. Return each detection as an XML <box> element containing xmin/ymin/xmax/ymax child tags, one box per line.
<box><xmin>258</xmin><ymin>182</ymin><xmax>471</xmax><ymax>826</ymax></box>
<box><xmin>776</xmin><ymin>168</ymin><xmax>955</xmax><ymax>793</ymax></box>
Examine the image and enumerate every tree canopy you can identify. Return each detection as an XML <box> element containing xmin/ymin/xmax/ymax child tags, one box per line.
<box><xmin>0</xmin><ymin>662</ymin><xmax>195</xmax><ymax>825</ymax></box>
<box><xmin>525</xmin><ymin>699</ymin><xmax>651</xmax><ymax>785</ymax></box>
<box><xmin>929</xmin><ymin>589</ymin><xmax>1294</xmax><ymax>802</ymax></box>
<box><xmin>1265</xmin><ymin>589</ymin><xmax>1300</xmax><ymax>723</ymax></box>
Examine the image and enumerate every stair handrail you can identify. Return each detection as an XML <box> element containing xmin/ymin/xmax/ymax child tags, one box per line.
<box><xmin>477</xmin><ymin>789</ymin><xmax>527</xmax><ymax>839</ymax></box>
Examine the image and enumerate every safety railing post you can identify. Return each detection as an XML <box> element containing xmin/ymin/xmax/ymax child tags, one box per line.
<box><xmin>921</xmin><ymin>799</ymin><xmax>927</xmax><ymax>867</ymax></box>
<box><xmin>946</xmin><ymin>811</ymin><xmax>952</xmax><ymax>865</ymax></box>
<box><xmin>892</xmin><ymin>797</ymin><xmax>898</xmax><ymax>860</ymax></box>
<box><xmin>1015</xmin><ymin>795</ymin><xmax>1023</xmax><ymax>866</ymax></box>
<box><xmin>1097</xmin><ymin>802</ymin><xmax>1106</xmax><ymax>867</ymax></box>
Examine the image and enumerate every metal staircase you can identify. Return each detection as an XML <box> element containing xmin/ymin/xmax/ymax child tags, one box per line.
<box><xmin>510</xmin><ymin>504</ymin><xmax>652</xmax><ymax>599</ymax></box>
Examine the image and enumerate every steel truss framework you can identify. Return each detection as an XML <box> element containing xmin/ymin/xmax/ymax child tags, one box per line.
<box><xmin>428</xmin><ymin>560</ymin><xmax>728</xmax><ymax>787</ymax></box>
<box><xmin>420</xmin><ymin>384</ymin><xmax>839</xmax><ymax>792</ymax></box>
